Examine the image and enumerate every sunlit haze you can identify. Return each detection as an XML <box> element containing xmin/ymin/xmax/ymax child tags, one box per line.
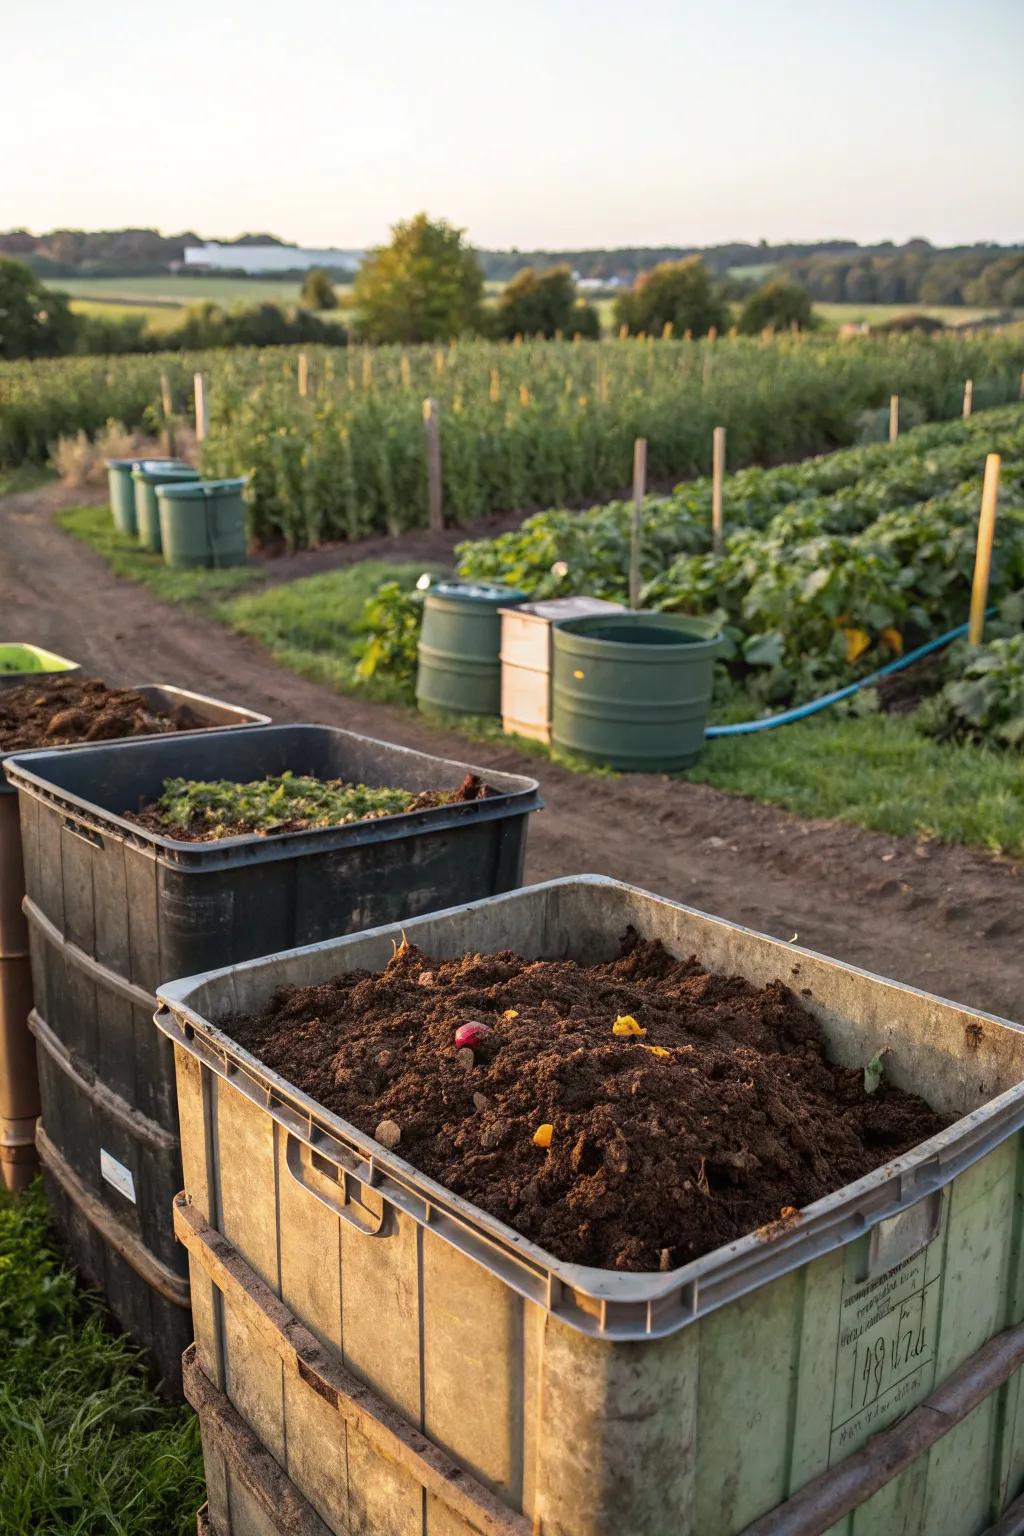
<box><xmin>3</xmin><ymin>0</ymin><xmax>1023</xmax><ymax>248</ymax></box>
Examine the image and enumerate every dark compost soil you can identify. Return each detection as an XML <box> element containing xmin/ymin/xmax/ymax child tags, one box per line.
<box><xmin>224</xmin><ymin>932</ymin><xmax>949</xmax><ymax>1272</ymax></box>
<box><xmin>125</xmin><ymin>772</ymin><xmax>495</xmax><ymax>841</ymax></box>
<box><xmin>0</xmin><ymin>674</ymin><xmax>190</xmax><ymax>751</ymax></box>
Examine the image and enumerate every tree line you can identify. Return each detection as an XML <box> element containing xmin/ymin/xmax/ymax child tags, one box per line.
<box><xmin>783</xmin><ymin>245</ymin><xmax>1024</xmax><ymax>308</ymax></box>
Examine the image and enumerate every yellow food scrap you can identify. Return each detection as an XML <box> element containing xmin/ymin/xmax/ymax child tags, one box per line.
<box><xmin>532</xmin><ymin>1123</ymin><xmax>554</xmax><ymax>1149</ymax></box>
<box><xmin>880</xmin><ymin>627</ymin><xmax>903</xmax><ymax>655</ymax></box>
<box><xmin>613</xmin><ymin>1015</ymin><xmax>647</xmax><ymax>1037</ymax></box>
<box><xmin>641</xmin><ymin>1045</ymin><xmax>671</xmax><ymax>1058</ymax></box>
<box><xmin>843</xmin><ymin>627</ymin><xmax>871</xmax><ymax>663</ymax></box>
<box><xmin>503</xmin><ymin>1009</ymin><xmax>519</xmax><ymax>1020</ymax></box>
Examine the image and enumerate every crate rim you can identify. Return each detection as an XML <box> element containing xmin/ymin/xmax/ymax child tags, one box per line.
<box><xmin>155</xmin><ymin>873</ymin><xmax>1024</xmax><ymax>1341</ymax></box>
<box><xmin>3</xmin><ymin>722</ymin><xmax>543</xmax><ymax>868</ymax></box>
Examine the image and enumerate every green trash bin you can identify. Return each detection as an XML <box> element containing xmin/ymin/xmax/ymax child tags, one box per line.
<box><xmin>105</xmin><ymin>458</ymin><xmax>141</xmax><ymax>536</ymax></box>
<box><xmin>156</xmin><ymin>478</ymin><xmax>249</xmax><ymax>569</ymax></box>
<box><xmin>551</xmin><ymin>611</ymin><xmax>723</xmax><ymax>770</ymax></box>
<box><xmin>131</xmin><ymin>461</ymin><xmax>199</xmax><ymax>553</ymax></box>
<box><xmin>417</xmin><ymin>580</ymin><xmax>529</xmax><ymax>716</ymax></box>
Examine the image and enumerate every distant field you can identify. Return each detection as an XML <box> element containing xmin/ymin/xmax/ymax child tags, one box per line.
<box><xmin>813</xmin><ymin>301</ymin><xmax>1016</xmax><ymax>327</ymax></box>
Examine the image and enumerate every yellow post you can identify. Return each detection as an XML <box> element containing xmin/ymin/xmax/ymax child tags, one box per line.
<box><xmin>963</xmin><ymin>378</ymin><xmax>973</xmax><ymax>418</ymax></box>
<box><xmin>423</xmin><ymin>399</ymin><xmax>443</xmax><ymax>532</ymax></box>
<box><xmin>968</xmin><ymin>454</ymin><xmax>1001</xmax><ymax>645</ymax></box>
<box><xmin>712</xmin><ymin>426</ymin><xmax>726</xmax><ymax>556</ymax></box>
<box><xmin>193</xmin><ymin>373</ymin><xmax>208</xmax><ymax>440</ymax></box>
<box><xmin>889</xmin><ymin>395</ymin><xmax>899</xmax><ymax>444</ymax></box>
<box><xmin>297</xmin><ymin>352</ymin><xmax>309</xmax><ymax>398</ymax></box>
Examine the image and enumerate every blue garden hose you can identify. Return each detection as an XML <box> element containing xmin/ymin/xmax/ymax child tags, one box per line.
<box><xmin>704</xmin><ymin>619</ymin><xmax>981</xmax><ymax>738</ymax></box>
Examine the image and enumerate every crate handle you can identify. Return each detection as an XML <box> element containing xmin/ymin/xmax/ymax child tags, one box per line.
<box><xmin>62</xmin><ymin>816</ymin><xmax>104</xmax><ymax>849</ymax></box>
<box><xmin>859</xmin><ymin>1189</ymin><xmax>943</xmax><ymax>1282</ymax></box>
<box><xmin>285</xmin><ymin>1133</ymin><xmax>386</xmax><ymax>1237</ymax></box>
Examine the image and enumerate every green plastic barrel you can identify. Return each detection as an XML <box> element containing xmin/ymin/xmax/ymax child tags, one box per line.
<box><xmin>132</xmin><ymin>461</ymin><xmax>199</xmax><ymax>553</ymax></box>
<box><xmin>105</xmin><ymin>458</ymin><xmax>141</xmax><ymax>536</ymax></box>
<box><xmin>551</xmin><ymin>611</ymin><xmax>722</xmax><ymax>770</ymax></box>
<box><xmin>417</xmin><ymin>581</ymin><xmax>529</xmax><ymax>716</ymax></box>
<box><xmin>156</xmin><ymin>478</ymin><xmax>248</xmax><ymax>569</ymax></box>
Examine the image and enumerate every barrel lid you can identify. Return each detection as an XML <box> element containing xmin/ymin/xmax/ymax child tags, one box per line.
<box><xmin>132</xmin><ymin>461</ymin><xmax>198</xmax><ymax>482</ymax></box>
<box><xmin>432</xmin><ymin>580</ymin><xmax>529</xmax><ymax>606</ymax></box>
<box><xmin>156</xmin><ymin>477</ymin><xmax>249</xmax><ymax>501</ymax></box>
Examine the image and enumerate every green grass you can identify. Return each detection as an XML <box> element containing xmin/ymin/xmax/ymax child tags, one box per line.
<box><xmin>0</xmin><ymin>463</ymin><xmax>52</xmax><ymax>497</ymax></box>
<box><xmin>68</xmin><ymin>299</ymin><xmax>186</xmax><ymax>330</ymax></box>
<box><xmin>224</xmin><ymin>562</ymin><xmax>448</xmax><ymax>704</ymax></box>
<box><xmin>691</xmin><ymin>712</ymin><xmax>1024</xmax><ymax>855</ymax></box>
<box><xmin>813</xmin><ymin>302</ymin><xmax>1020</xmax><ymax>328</ymax></box>
<box><xmin>0</xmin><ymin>1183</ymin><xmax>204</xmax><ymax>1535</ymax></box>
<box><xmin>55</xmin><ymin>274</ymin><xmax>354</xmax><ymax>315</ymax></box>
<box><xmin>56</xmin><ymin>504</ymin><xmax>266</xmax><ymax>606</ymax></box>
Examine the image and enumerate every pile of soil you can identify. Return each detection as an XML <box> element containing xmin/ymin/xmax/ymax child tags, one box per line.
<box><xmin>126</xmin><ymin>773</ymin><xmax>495</xmax><ymax>841</ymax></box>
<box><xmin>224</xmin><ymin>933</ymin><xmax>948</xmax><ymax>1272</ymax></box>
<box><xmin>0</xmin><ymin>675</ymin><xmax>192</xmax><ymax>752</ymax></box>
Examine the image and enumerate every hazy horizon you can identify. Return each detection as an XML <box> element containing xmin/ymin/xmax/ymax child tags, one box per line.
<box><xmin>5</xmin><ymin>0</ymin><xmax>1022</xmax><ymax>249</ymax></box>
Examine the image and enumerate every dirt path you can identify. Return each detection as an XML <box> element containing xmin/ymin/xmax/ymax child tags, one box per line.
<box><xmin>2</xmin><ymin>483</ymin><xmax>1021</xmax><ymax>1021</ymax></box>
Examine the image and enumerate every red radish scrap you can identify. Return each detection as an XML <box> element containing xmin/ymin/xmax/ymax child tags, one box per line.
<box><xmin>454</xmin><ymin>1022</ymin><xmax>492</xmax><ymax>1050</ymax></box>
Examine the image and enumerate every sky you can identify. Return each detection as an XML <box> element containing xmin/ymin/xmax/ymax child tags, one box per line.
<box><xmin>3</xmin><ymin>0</ymin><xmax>1022</xmax><ymax>250</ymax></box>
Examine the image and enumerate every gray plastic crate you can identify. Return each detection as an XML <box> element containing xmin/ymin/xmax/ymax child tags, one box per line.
<box><xmin>157</xmin><ymin>876</ymin><xmax>1024</xmax><ymax>1535</ymax></box>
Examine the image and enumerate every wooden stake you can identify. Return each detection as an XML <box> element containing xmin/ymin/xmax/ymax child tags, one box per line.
<box><xmin>889</xmin><ymin>394</ymin><xmax>899</xmax><ymax>444</ymax></box>
<box><xmin>193</xmin><ymin>373</ymin><xmax>208</xmax><ymax>441</ymax></box>
<box><xmin>968</xmin><ymin>454</ymin><xmax>1001</xmax><ymax>644</ymax></box>
<box><xmin>963</xmin><ymin>378</ymin><xmax>973</xmax><ymax>418</ymax></box>
<box><xmin>159</xmin><ymin>372</ymin><xmax>175</xmax><ymax>456</ymax></box>
<box><xmin>423</xmin><ymin>398</ymin><xmax>443</xmax><ymax>532</ymax></box>
<box><xmin>712</xmin><ymin>426</ymin><xmax>726</xmax><ymax>556</ymax></box>
<box><xmin>629</xmin><ymin>437</ymin><xmax>647</xmax><ymax>609</ymax></box>
<box><xmin>1019</xmin><ymin>369</ymin><xmax>1024</xmax><ymax>401</ymax></box>
<box><xmin>297</xmin><ymin>353</ymin><xmax>309</xmax><ymax>398</ymax></box>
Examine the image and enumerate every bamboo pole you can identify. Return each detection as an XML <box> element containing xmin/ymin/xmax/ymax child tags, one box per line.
<box><xmin>423</xmin><ymin>398</ymin><xmax>443</xmax><ymax>532</ymax></box>
<box><xmin>297</xmin><ymin>353</ymin><xmax>309</xmax><ymax>398</ymax></box>
<box><xmin>963</xmin><ymin>378</ymin><xmax>973</xmax><ymax>418</ymax></box>
<box><xmin>889</xmin><ymin>395</ymin><xmax>899</xmax><ymax>443</ymax></box>
<box><xmin>968</xmin><ymin>454</ymin><xmax>1001</xmax><ymax>645</ymax></box>
<box><xmin>712</xmin><ymin>426</ymin><xmax>726</xmax><ymax>556</ymax></box>
<box><xmin>629</xmin><ymin>437</ymin><xmax>647</xmax><ymax>609</ymax></box>
<box><xmin>193</xmin><ymin>373</ymin><xmax>208</xmax><ymax>441</ymax></box>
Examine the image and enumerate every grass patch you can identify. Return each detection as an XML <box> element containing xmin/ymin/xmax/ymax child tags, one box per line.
<box><xmin>56</xmin><ymin>504</ymin><xmax>265</xmax><ymax>607</ymax></box>
<box><xmin>0</xmin><ymin>464</ymin><xmax>53</xmax><ymax>497</ymax></box>
<box><xmin>692</xmin><ymin>711</ymin><xmax>1024</xmax><ymax>855</ymax></box>
<box><xmin>0</xmin><ymin>1183</ymin><xmax>203</xmax><ymax>1535</ymax></box>
<box><xmin>223</xmin><ymin>562</ymin><xmax>448</xmax><ymax>704</ymax></box>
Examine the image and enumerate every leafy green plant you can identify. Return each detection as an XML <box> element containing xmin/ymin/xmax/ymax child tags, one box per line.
<box><xmin>141</xmin><ymin>771</ymin><xmax>418</xmax><ymax>838</ymax></box>
<box><xmin>920</xmin><ymin>631</ymin><xmax>1024</xmax><ymax>747</ymax></box>
<box><xmin>354</xmin><ymin>579</ymin><xmax>426</xmax><ymax>694</ymax></box>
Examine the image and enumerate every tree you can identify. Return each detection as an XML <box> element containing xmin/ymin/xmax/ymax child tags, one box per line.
<box><xmin>352</xmin><ymin>214</ymin><xmax>483</xmax><ymax>343</ymax></box>
<box><xmin>0</xmin><ymin>258</ymin><xmax>77</xmax><ymax>359</ymax></box>
<box><xmin>738</xmin><ymin>279</ymin><xmax>815</xmax><ymax>335</ymax></box>
<box><xmin>300</xmin><ymin>267</ymin><xmax>338</xmax><ymax>310</ymax></box>
<box><xmin>494</xmin><ymin>265</ymin><xmax>576</xmax><ymax>338</ymax></box>
<box><xmin>613</xmin><ymin>257</ymin><xmax>728</xmax><ymax>338</ymax></box>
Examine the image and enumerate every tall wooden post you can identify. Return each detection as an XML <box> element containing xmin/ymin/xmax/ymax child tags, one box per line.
<box><xmin>889</xmin><ymin>395</ymin><xmax>899</xmax><ymax>443</ymax></box>
<box><xmin>712</xmin><ymin>426</ymin><xmax>726</xmax><ymax>556</ymax></box>
<box><xmin>423</xmin><ymin>398</ymin><xmax>443</xmax><ymax>532</ymax></box>
<box><xmin>963</xmin><ymin>378</ymin><xmax>973</xmax><ymax>418</ymax></box>
<box><xmin>159</xmin><ymin>371</ymin><xmax>175</xmax><ymax>456</ymax></box>
<box><xmin>297</xmin><ymin>352</ymin><xmax>309</xmax><ymax>398</ymax></box>
<box><xmin>968</xmin><ymin>455</ymin><xmax>1001</xmax><ymax>645</ymax></box>
<box><xmin>629</xmin><ymin>437</ymin><xmax>647</xmax><ymax>609</ymax></box>
<box><xmin>193</xmin><ymin>373</ymin><xmax>208</xmax><ymax>441</ymax></box>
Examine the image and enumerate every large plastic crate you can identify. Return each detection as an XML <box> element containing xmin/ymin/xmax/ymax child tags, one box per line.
<box><xmin>0</xmin><ymin>684</ymin><xmax>268</xmax><ymax>1195</ymax></box>
<box><xmin>158</xmin><ymin>876</ymin><xmax>1024</xmax><ymax>1535</ymax></box>
<box><xmin>5</xmin><ymin>725</ymin><xmax>540</xmax><ymax>1388</ymax></box>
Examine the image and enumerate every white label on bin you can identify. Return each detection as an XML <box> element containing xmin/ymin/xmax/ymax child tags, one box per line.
<box><xmin>828</xmin><ymin>1250</ymin><xmax>940</xmax><ymax>1464</ymax></box>
<box><xmin>100</xmin><ymin>1149</ymin><xmax>136</xmax><ymax>1204</ymax></box>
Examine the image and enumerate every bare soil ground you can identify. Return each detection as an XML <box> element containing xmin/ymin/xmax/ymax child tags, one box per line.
<box><xmin>2</xmin><ymin>482</ymin><xmax>1021</xmax><ymax>1021</ymax></box>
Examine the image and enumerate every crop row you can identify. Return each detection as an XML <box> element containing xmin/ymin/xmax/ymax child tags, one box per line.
<box><xmin>3</xmin><ymin>332</ymin><xmax>1024</xmax><ymax>548</ymax></box>
<box><xmin>452</xmin><ymin>403</ymin><xmax>1024</xmax><ymax>705</ymax></box>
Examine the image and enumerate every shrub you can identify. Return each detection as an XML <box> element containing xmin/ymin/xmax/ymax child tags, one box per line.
<box><xmin>49</xmin><ymin>417</ymin><xmax>141</xmax><ymax>485</ymax></box>
<box><xmin>354</xmin><ymin>579</ymin><xmax>427</xmax><ymax>694</ymax></box>
<box><xmin>0</xmin><ymin>258</ymin><xmax>77</xmax><ymax>359</ymax></box>
<box><xmin>494</xmin><ymin>266</ymin><xmax>577</xmax><ymax>339</ymax></box>
<box><xmin>300</xmin><ymin>267</ymin><xmax>338</xmax><ymax>310</ymax></box>
<box><xmin>920</xmin><ymin>623</ymin><xmax>1024</xmax><ymax>747</ymax></box>
<box><xmin>738</xmin><ymin>279</ymin><xmax>815</xmax><ymax>335</ymax></box>
<box><xmin>613</xmin><ymin>257</ymin><xmax>728</xmax><ymax>338</ymax></box>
